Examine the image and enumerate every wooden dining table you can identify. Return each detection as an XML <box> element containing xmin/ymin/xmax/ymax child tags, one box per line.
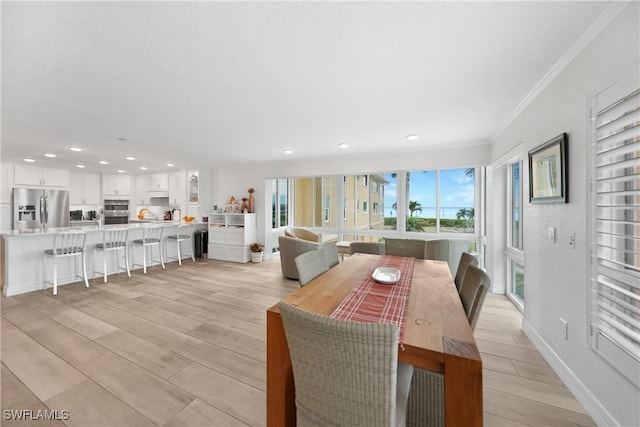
<box><xmin>266</xmin><ymin>253</ymin><xmax>483</xmax><ymax>427</ymax></box>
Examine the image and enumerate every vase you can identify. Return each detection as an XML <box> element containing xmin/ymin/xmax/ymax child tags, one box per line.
<box><xmin>251</xmin><ymin>252</ymin><xmax>263</xmax><ymax>263</ymax></box>
<box><xmin>248</xmin><ymin>193</ymin><xmax>255</xmax><ymax>213</ymax></box>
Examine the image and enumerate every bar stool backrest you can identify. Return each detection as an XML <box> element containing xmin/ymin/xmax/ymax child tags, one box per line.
<box><xmin>142</xmin><ymin>226</ymin><xmax>162</xmax><ymax>244</ymax></box>
<box><xmin>176</xmin><ymin>224</ymin><xmax>193</xmax><ymax>240</ymax></box>
<box><xmin>53</xmin><ymin>231</ymin><xmax>86</xmax><ymax>256</ymax></box>
<box><xmin>101</xmin><ymin>228</ymin><xmax>128</xmax><ymax>249</ymax></box>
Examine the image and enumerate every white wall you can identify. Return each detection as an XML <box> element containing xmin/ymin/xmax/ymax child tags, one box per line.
<box><xmin>208</xmin><ymin>143</ymin><xmax>491</xmax><ymax>254</ymax></box>
<box><xmin>489</xmin><ymin>3</ymin><xmax>639</xmax><ymax>425</ymax></box>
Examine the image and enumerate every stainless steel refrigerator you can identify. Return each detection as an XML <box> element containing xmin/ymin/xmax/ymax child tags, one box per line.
<box><xmin>12</xmin><ymin>188</ymin><xmax>70</xmax><ymax>230</ymax></box>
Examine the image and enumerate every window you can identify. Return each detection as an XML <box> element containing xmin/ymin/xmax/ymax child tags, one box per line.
<box><xmin>589</xmin><ymin>83</ymin><xmax>639</xmax><ymax>386</ymax></box>
<box><xmin>363</xmin><ymin>201</ymin><xmax>368</xmax><ymax>214</ymax></box>
<box><xmin>507</xmin><ymin>160</ymin><xmax>524</xmax><ymax>306</ymax></box>
<box><xmin>373</xmin><ymin>201</ymin><xmax>379</xmax><ymax>215</ymax></box>
<box><xmin>272</xmin><ymin>178</ymin><xmax>289</xmax><ymax>229</ymax></box>
<box><xmin>293</xmin><ymin>176</ymin><xmax>338</xmax><ymax>228</ymax></box>
<box><xmin>406</xmin><ymin>168</ymin><xmax>475</xmax><ymax>233</ymax></box>
<box><xmin>324</xmin><ymin>195</ymin><xmax>330</xmax><ymax>222</ymax></box>
<box><xmin>363</xmin><ymin>175</ymin><xmax>368</xmax><ymax>186</ymax></box>
<box><xmin>373</xmin><ymin>181</ymin><xmax>379</xmax><ymax>193</ymax></box>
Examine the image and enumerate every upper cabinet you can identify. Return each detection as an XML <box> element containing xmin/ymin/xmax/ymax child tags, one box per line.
<box><xmin>169</xmin><ymin>171</ymin><xmax>186</xmax><ymax>206</ymax></box>
<box><xmin>102</xmin><ymin>174</ymin><xmax>132</xmax><ymax>197</ymax></box>
<box><xmin>149</xmin><ymin>173</ymin><xmax>169</xmax><ymax>191</ymax></box>
<box><xmin>135</xmin><ymin>175</ymin><xmax>150</xmax><ymax>205</ymax></box>
<box><xmin>69</xmin><ymin>172</ymin><xmax>100</xmax><ymax>205</ymax></box>
<box><xmin>14</xmin><ymin>164</ymin><xmax>69</xmax><ymax>187</ymax></box>
<box><xmin>188</xmin><ymin>172</ymin><xmax>199</xmax><ymax>203</ymax></box>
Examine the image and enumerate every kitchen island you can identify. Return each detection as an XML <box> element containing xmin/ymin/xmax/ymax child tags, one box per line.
<box><xmin>1</xmin><ymin>221</ymin><xmax>207</xmax><ymax>297</ymax></box>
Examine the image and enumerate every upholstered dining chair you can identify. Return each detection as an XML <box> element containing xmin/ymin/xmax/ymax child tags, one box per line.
<box><xmin>43</xmin><ymin>231</ymin><xmax>89</xmax><ymax>295</ymax></box>
<box><xmin>294</xmin><ymin>249</ymin><xmax>329</xmax><ymax>286</ymax></box>
<box><xmin>318</xmin><ymin>242</ymin><xmax>340</xmax><ymax>268</ymax></box>
<box><xmin>384</xmin><ymin>238</ymin><xmax>428</xmax><ymax>259</ymax></box>
<box><xmin>93</xmin><ymin>228</ymin><xmax>130</xmax><ymax>282</ymax></box>
<box><xmin>454</xmin><ymin>252</ymin><xmax>479</xmax><ymax>292</ymax></box>
<box><xmin>349</xmin><ymin>241</ymin><xmax>385</xmax><ymax>255</ymax></box>
<box><xmin>279</xmin><ymin>302</ymin><xmax>413</xmax><ymax>427</ymax></box>
<box><xmin>459</xmin><ymin>265</ymin><xmax>491</xmax><ymax>330</ymax></box>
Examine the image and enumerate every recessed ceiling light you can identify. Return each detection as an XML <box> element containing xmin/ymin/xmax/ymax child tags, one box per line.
<box><xmin>406</xmin><ymin>134</ymin><xmax>419</xmax><ymax>141</ymax></box>
<box><xmin>99</xmin><ymin>161</ymin><xmax>109</xmax><ymax>165</ymax></box>
<box><xmin>117</xmin><ymin>169</ymin><xmax>125</xmax><ymax>173</ymax></box>
<box><xmin>140</xmin><ymin>166</ymin><xmax>147</xmax><ymax>170</ymax></box>
<box><xmin>283</xmin><ymin>149</ymin><xmax>294</xmax><ymax>155</ymax></box>
<box><xmin>76</xmin><ymin>165</ymin><xmax>85</xmax><ymax>168</ymax></box>
<box><xmin>166</xmin><ymin>163</ymin><xmax>174</xmax><ymax>167</ymax></box>
<box><xmin>69</xmin><ymin>147</ymin><xmax>82</xmax><ymax>152</ymax></box>
<box><xmin>44</xmin><ymin>153</ymin><xmax>56</xmax><ymax>158</ymax></box>
<box><xmin>338</xmin><ymin>143</ymin><xmax>349</xmax><ymax>149</ymax></box>
<box><xmin>125</xmin><ymin>156</ymin><xmax>135</xmax><ymax>161</ymax></box>
<box><xmin>24</xmin><ymin>158</ymin><xmax>35</xmax><ymax>163</ymax></box>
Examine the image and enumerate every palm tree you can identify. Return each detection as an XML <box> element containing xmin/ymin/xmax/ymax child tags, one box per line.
<box><xmin>408</xmin><ymin>201</ymin><xmax>422</xmax><ymax>217</ymax></box>
<box><xmin>456</xmin><ymin>207</ymin><xmax>475</xmax><ymax>230</ymax></box>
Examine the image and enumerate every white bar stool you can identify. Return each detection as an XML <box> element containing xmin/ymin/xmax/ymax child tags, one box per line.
<box><xmin>93</xmin><ymin>228</ymin><xmax>131</xmax><ymax>282</ymax></box>
<box><xmin>165</xmin><ymin>223</ymin><xmax>195</xmax><ymax>265</ymax></box>
<box><xmin>132</xmin><ymin>226</ymin><xmax>165</xmax><ymax>274</ymax></box>
<box><xmin>43</xmin><ymin>231</ymin><xmax>89</xmax><ymax>295</ymax></box>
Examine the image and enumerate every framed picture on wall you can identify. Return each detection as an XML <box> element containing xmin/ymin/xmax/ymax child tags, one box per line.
<box><xmin>528</xmin><ymin>133</ymin><xmax>568</xmax><ymax>203</ymax></box>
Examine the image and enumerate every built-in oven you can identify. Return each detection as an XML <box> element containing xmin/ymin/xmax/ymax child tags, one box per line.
<box><xmin>103</xmin><ymin>200</ymin><xmax>129</xmax><ymax>225</ymax></box>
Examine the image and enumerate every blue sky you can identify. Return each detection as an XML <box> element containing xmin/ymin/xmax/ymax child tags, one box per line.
<box><xmin>383</xmin><ymin>168</ymin><xmax>475</xmax><ymax>219</ymax></box>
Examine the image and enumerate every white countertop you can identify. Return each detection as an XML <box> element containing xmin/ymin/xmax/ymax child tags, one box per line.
<box><xmin>1</xmin><ymin>221</ymin><xmax>205</xmax><ymax>238</ymax></box>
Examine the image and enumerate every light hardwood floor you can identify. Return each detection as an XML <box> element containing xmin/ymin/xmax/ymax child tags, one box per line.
<box><xmin>1</xmin><ymin>256</ymin><xmax>596</xmax><ymax>426</ymax></box>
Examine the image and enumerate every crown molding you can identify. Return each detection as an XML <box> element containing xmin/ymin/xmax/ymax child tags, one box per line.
<box><xmin>491</xmin><ymin>1</ymin><xmax>631</xmax><ymax>142</ymax></box>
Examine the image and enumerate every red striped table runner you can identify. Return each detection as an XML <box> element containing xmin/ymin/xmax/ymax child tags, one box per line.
<box><xmin>330</xmin><ymin>255</ymin><xmax>414</xmax><ymax>344</ymax></box>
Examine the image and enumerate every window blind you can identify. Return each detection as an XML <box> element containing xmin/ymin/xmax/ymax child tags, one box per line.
<box><xmin>590</xmin><ymin>83</ymin><xmax>640</xmax><ymax>387</ymax></box>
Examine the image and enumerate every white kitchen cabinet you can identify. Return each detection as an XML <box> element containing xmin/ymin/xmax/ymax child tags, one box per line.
<box><xmin>14</xmin><ymin>164</ymin><xmax>69</xmax><ymax>187</ymax></box>
<box><xmin>102</xmin><ymin>174</ymin><xmax>132</xmax><ymax>197</ymax></box>
<box><xmin>149</xmin><ymin>173</ymin><xmax>169</xmax><ymax>191</ymax></box>
<box><xmin>135</xmin><ymin>175</ymin><xmax>150</xmax><ymax>204</ymax></box>
<box><xmin>207</xmin><ymin>213</ymin><xmax>256</xmax><ymax>263</ymax></box>
<box><xmin>69</xmin><ymin>172</ymin><xmax>100</xmax><ymax>205</ymax></box>
<box><xmin>168</xmin><ymin>171</ymin><xmax>186</xmax><ymax>206</ymax></box>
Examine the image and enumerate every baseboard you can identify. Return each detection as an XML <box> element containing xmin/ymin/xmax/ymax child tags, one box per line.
<box><xmin>521</xmin><ymin>319</ymin><xmax>618</xmax><ymax>427</ymax></box>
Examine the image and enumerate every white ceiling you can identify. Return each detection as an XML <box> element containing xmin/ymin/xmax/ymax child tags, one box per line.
<box><xmin>1</xmin><ymin>1</ymin><xmax>613</xmax><ymax>174</ymax></box>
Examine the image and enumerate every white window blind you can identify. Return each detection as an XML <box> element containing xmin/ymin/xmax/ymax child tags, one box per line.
<box><xmin>590</xmin><ymin>80</ymin><xmax>640</xmax><ymax>387</ymax></box>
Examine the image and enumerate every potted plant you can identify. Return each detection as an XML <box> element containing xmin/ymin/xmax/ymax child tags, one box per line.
<box><xmin>250</xmin><ymin>243</ymin><xmax>265</xmax><ymax>263</ymax></box>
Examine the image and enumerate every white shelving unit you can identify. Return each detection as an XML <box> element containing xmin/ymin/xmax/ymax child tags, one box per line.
<box><xmin>207</xmin><ymin>213</ymin><xmax>256</xmax><ymax>263</ymax></box>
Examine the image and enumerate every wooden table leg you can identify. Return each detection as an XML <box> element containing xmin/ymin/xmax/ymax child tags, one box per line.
<box><xmin>266</xmin><ymin>308</ymin><xmax>296</xmax><ymax>427</ymax></box>
<box><xmin>444</xmin><ymin>337</ymin><xmax>483</xmax><ymax>426</ymax></box>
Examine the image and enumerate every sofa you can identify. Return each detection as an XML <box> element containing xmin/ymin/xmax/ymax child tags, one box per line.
<box><xmin>279</xmin><ymin>235</ymin><xmax>322</xmax><ymax>280</ymax></box>
<box><xmin>284</xmin><ymin>227</ymin><xmax>322</xmax><ymax>243</ymax></box>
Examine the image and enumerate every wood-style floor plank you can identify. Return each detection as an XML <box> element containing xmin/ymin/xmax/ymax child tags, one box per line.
<box><xmin>1</xmin><ymin>257</ymin><xmax>595</xmax><ymax>426</ymax></box>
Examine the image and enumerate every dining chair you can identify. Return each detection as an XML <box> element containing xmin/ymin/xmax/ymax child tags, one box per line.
<box><xmin>294</xmin><ymin>249</ymin><xmax>329</xmax><ymax>286</ymax></box>
<box><xmin>349</xmin><ymin>241</ymin><xmax>385</xmax><ymax>255</ymax></box>
<box><xmin>424</xmin><ymin>239</ymin><xmax>450</xmax><ymax>262</ymax></box>
<box><xmin>165</xmin><ymin>223</ymin><xmax>195</xmax><ymax>265</ymax></box>
<box><xmin>132</xmin><ymin>226</ymin><xmax>165</xmax><ymax>274</ymax></box>
<box><xmin>459</xmin><ymin>265</ymin><xmax>491</xmax><ymax>330</ymax></box>
<box><xmin>43</xmin><ymin>231</ymin><xmax>89</xmax><ymax>295</ymax></box>
<box><xmin>279</xmin><ymin>302</ymin><xmax>413</xmax><ymax>427</ymax></box>
<box><xmin>93</xmin><ymin>228</ymin><xmax>130</xmax><ymax>282</ymax></box>
<box><xmin>406</xmin><ymin>368</ymin><xmax>445</xmax><ymax>427</ymax></box>
<box><xmin>384</xmin><ymin>238</ymin><xmax>428</xmax><ymax>259</ymax></box>
<box><xmin>454</xmin><ymin>251</ymin><xmax>479</xmax><ymax>292</ymax></box>
<box><xmin>318</xmin><ymin>241</ymin><xmax>340</xmax><ymax>268</ymax></box>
